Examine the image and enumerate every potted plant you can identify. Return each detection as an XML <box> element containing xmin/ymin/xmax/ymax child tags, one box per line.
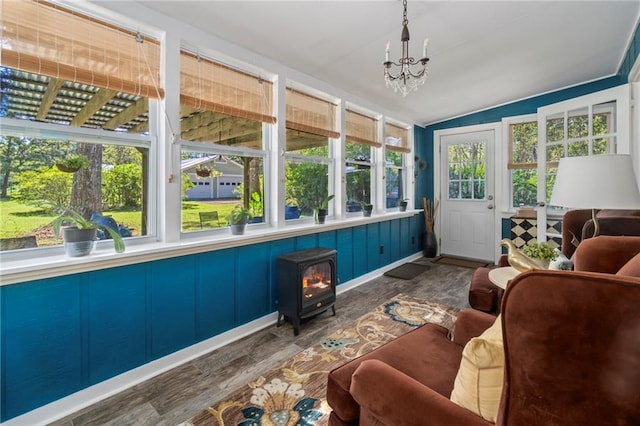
<box><xmin>227</xmin><ymin>204</ymin><xmax>253</xmax><ymax>235</ymax></box>
<box><xmin>398</xmin><ymin>199</ymin><xmax>409</xmax><ymax>212</ymax></box>
<box><xmin>360</xmin><ymin>200</ymin><xmax>374</xmax><ymax>217</ymax></box>
<box><xmin>521</xmin><ymin>240</ymin><xmax>558</xmax><ymax>269</ymax></box>
<box><xmin>52</xmin><ymin>207</ymin><xmax>125</xmax><ymax>257</ymax></box>
<box><xmin>55</xmin><ymin>153</ymin><xmax>90</xmax><ymax>173</ymax></box>
<box><xmin>196</xmin><ymin>164</ymin><xmax>212</xmax><ymax>177</ymax></box>
<box><xmin>313</xmin><ymin>194</ymin><xmax>334</xmax><ymax>224</ymax></box>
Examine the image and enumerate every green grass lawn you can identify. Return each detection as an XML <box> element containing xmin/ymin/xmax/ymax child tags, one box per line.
<box><xmin>0</xmin><ymin>199</ymin><xmax>243</xmax><ymax>247</ymax></box>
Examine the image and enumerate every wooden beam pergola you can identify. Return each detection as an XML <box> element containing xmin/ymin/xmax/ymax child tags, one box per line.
<box><xmin>103</xmin><ymin>97</ymin><xmax>149</xmax><ymax>130</ymax></box>
<box><xmin>70</xmin><ymin>88</ymin><xmax>117</xmax><ymax>127</ymax></box>
<box><xmin>36</xmin><ymin>78</ymin><xmax>65</xmax><ymax>121</ymax></box>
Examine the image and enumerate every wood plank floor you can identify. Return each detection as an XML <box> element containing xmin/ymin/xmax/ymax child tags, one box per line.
<box><xmin>50</xmin><ymin>259</ymin><xmax>475</xmax><ymax>426</ymax></box>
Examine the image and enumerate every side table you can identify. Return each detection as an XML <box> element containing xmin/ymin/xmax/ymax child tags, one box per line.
<box><xmin>488</xmin><ymin>266</ymin><xmax>520</xmax><ymax>290</ymax></box>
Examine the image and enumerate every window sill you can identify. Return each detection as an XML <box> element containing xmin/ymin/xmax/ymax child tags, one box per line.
<box><xmin>0</xmin><ymin>210</ymin><xmax>419</xmax><ymax>286</ymax></box>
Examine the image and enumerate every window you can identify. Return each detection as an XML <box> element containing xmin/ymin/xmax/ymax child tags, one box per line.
<box><xmin>345</xmin><ymin>109</ymin><xmax>380</xmax><ymax>213</ymax></box>
<box><xmin>179</xmin><ymin>49</ymin><xmax>273</xmax><ymax>232</ymax></box>
<box><xmin>507</xmin><ymin>102</ymin><xmax>616</xmax><ymax>209</ymax></box>
<box><xmin>180</xmin><ymin>151</ymin><xmax>264</xmax><ymax>231</ymax></box>
<box><xmin>284</xmin><ymin>87</ymin><xmax>339</xmax><ymax>220</ymax></box>
<box><xmin>0</xmin><ymin>0</ymin><xmax>160</xmax><ymax>252</ymax></box>
<box><xmin>447</xmin><ymin>142</ymin><xmax>486</xmax><ymax>200</ymax></box>
<box><xmin>385</xmin><ymin>122</ymin><xmax>409</xmax><ymax>209</ymax></box>
<box><xmin>508</xmin><ymin>119</ymin><xmax>538</xmax><ymax>208</ymax></box>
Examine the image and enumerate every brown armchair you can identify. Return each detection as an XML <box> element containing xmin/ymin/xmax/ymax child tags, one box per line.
<box><xmin>326</xmin><ymin>309</ymin><xmax>496</xmax><ymax>425</ymax></box>
<box><xmin>328</xmin><ymin>236</ymin><xmax>640</xmax><ymax>425</ymax></box>
<box><xmin>561</xmin><ymin>209</ymin><xmax>640</xmax><ymax>258</ymax></box>
<box><xmin>498</xmin><ymin>269</ymin><xmax>640</xmax><ymax>424</ymax></box>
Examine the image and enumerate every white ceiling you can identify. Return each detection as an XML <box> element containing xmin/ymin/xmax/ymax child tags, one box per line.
<box><xmin>135</xmin><ymin>1</ymin><xmax>640</xmax><ymax>126</ymax></box>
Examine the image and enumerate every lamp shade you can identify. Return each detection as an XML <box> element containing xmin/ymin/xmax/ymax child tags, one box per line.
<box><xmin>550</xmin><ymin>154</ymin><xmax>640</xmax><ymax>209</ymax></box>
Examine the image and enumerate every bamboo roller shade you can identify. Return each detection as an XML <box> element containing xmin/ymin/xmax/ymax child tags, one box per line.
<box><xmin>180</xmin><ymin>50</ymin><xmax>276</xmax><ymax>124</ymax></box>
<box><xmin>1</xmin><ymin>0</ymin><xmax>163</xmax><ymax>99</ymax></box>
<box><xmin>286</xmin><ymin>88</ymin><xmax>340</xmax><ymax>139</ymax></box>
<box><xmin>385</xmin><ymin>122</ymin><xmax>410</xmax><ymax>153</ymax></box>
<box><xmin>346</xmin><ymin>110</ymin><xmax>381</xmax><ymax>147</ymax></box>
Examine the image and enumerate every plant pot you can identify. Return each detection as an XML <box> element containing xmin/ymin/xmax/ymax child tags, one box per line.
<box><xmin>423</xmin><ymin>231</ymin><xmax>438</xmax><ymax>258</ymax></box>
<box><xmin>230</xmin><ymin>224</ymin><xmax>246</xmax><ymax>235</ymax></box>
<box><xmin>56</xmin><ymin>164</ymin><xmax>81</xmax><ymax>173</ymax></box>
<box><xmin>62</xmin><ymin>227</ymin><xmax>97</xmax><ymax>257</ymax></box>
<box><xmin>362</xmin><ymin>206</ymin><xmax>373</xmax><ymax>217</ymax></box>
<box><xmin>314</xmin><ymin>208</ymin><xmax>328</xmax><ymax>224</ymax></box>
<box><xmin>196</xmin><ymin>169</ymin><xmax>211</xmax><ymax>177</ymax></box>
<box><xmin>399</xmin><ymin>201</ymin><xmax>408</xmax><ymax>212</ymax></box>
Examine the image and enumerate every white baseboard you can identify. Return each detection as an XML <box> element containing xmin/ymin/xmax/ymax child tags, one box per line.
<box><xmin>1</xmin><ymin>253</ymin><xmax>423</xmax><ymax>426</ymax></box>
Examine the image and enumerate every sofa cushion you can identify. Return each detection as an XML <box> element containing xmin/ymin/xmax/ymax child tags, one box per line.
<box><xmin>616</xmin><ymin>252</ymin><xmax>640</xmax><ymax>277</ymax></box>
<box><xmin>450</xmin><ymin>315</ymin><xmax>504</xmax><ymax>423</ymax></box>
<box><xmin>327</xmin><ymin>323</ymin><xmax>463</xmax><ymax>424</ymax></box>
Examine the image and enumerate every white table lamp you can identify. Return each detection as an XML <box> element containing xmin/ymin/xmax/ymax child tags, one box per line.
<box><xmin>550</xmin><ymin>154</ymin><xmax>640</xmax><ymax>236</ymax></box>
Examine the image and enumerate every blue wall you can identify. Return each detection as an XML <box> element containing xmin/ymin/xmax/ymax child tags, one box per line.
<box><xmin>0</xmin><ymin>216</ymin><xmax>422</xmax><ymax>421</ymax></box>
<box><xmin>416</xmin><ymin>11</ymin><xmax>640</xmax><ymax>204</ymax></box>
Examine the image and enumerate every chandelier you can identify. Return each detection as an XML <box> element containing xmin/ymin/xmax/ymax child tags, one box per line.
<box><xmin>383</xmin><ymin>0</ymin><xmax>429</xmax><ymax>97</ymax></box>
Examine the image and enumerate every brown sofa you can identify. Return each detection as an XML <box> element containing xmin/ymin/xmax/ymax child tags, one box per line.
<box><xmin>561</xmin><ymin>209</ymin><xmax>640</xmax><ymax>258</ymax></box>
<box><xmin>327</xmin><ymin>235</ymin><xmax>640</xmax><ymax>425</ymax></box>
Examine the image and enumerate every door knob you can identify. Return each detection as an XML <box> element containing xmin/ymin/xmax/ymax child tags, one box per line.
<box><xmin>488</xmin><ymin>205</ymin><xmax>494</xmax><ymax>210</ymax></box>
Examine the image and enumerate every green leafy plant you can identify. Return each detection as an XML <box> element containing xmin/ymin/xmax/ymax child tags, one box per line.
<box><xmin>51</xmin><ymin>207</ymin><xmax>125</xmax><ymax>253</ymax></box>
<box><xmin>359</xmin><ymin>200</ymin><xmax>373</xmax><ymax>209</ymax></box>
<box><xmin>317</xmin><ymin>194</ymin><xmax>335</xmax><ymax>210</ymax></box>
<box><xmin>522</xmin><ymin>241</ymin><xmax>558</xmax><ymax>261</ymax></box>
<box><xmin>56</xmin><ymin>153</ymin><xmax>89</xmax><ymax>171</ymax></box>
<box><xmin>226</xmin><ymin>204</ymin><xmax>253</xmax><ymax>225</ymax></box>
<box><xmin>249</xmin><ymin>191</ymin><xmax>263</xmax><ymax>217</ymax></box>
<box><xmin>195</xmin><ymin>164</ymin><xmax>212</xmax><ymax>177</ymax></box>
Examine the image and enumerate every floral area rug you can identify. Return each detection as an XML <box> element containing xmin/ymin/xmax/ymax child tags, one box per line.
<box><xmin>181</xmin><ymin>294</ymin><xmax>459</xmax><ymax>426</ymax></box>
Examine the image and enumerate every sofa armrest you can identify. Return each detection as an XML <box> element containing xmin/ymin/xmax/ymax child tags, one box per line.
<box><xmin>351</xmin><ymin>359</ymin><xmax>489</xmax><ymax>426</ymax></box>
<box><xmin>451</xmin><ymin>308</ymin><xmax>496</xmax><ymax>346</ymax></box>
<box><xmin>573</xmin><ymin>236</ymin><xmax>640</xmax><ymax>273</ymax></box>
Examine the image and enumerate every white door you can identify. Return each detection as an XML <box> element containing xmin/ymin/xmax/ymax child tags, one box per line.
<box><xmin>536</xmin><ymin>85</ymin><xmax>630</xmax><ymax>243</ymax></box>
<box><xmin>439</xmin><ymin>130</ymin><xmax>495</xmax><ymax>261</ymax></box>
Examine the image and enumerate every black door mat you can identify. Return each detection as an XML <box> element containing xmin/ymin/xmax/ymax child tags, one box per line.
<box><xmin>383</xmin><ymin>262</ymin><xmax>431</xmax><ymax>280</ymax></box>
<box><xmin>431</xmin><ymin>255</ymin><xmax>491</xmax><ymax>269</ymax></box>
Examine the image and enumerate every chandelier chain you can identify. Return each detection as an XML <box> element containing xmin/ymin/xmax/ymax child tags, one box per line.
<box><xmin>402</xmin><ymin>0</ymin><xmax>408</xmax><ymax>27</ymax></box>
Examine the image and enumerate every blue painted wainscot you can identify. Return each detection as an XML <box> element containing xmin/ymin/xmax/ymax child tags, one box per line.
<box><xmin>1</xmin><ymin>215</ymin><xmax>423</xmax><ymax>421</ymax></box>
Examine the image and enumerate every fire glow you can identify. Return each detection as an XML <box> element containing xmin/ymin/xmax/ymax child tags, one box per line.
<box><xmin>302</xmin><ymin>265</ymin><xmax>331</xmax><ymax>298</ymax></box>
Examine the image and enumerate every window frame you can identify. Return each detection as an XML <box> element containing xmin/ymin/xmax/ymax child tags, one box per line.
<box><xmin>384</xmin><ymin>120</ymin><xmax>412</xmax><ymax>210</ymax></box>
<box><xmin>0</xmin><ymin>113</ymin><xmax>159</xmax><ymax>259</ymax></box>
<box><xmin>503</xmin><ymin>113</ymin><xmax>538</xmax><ymax>211</ymax></box>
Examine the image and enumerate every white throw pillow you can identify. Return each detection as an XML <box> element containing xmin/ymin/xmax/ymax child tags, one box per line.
<box><xmin>548</xmin><ymin>250</ymin><xmax>573</xmax><ymax>270</ymax></box>
<box><xmin>450</xmin><ymin>315</ymin><xmax>504</xmax><ymax>423</ymax></box>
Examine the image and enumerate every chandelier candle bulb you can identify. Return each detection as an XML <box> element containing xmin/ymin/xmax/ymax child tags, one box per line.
<box><xmin>423</xmin><ymin>38</ymin><xmax>428</xmax><ymax>58</ymax></box>
<box><xmin>386</xmin><ymin>41</ymin><xmax>390</xmax><ymax>62</ymax></box>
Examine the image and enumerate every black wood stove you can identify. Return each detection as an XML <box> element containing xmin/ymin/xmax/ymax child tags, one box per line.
<box><xmin>277</xmin><ymin>248</ymin><xmax>337</xmax><ymax>335</ymax></box>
